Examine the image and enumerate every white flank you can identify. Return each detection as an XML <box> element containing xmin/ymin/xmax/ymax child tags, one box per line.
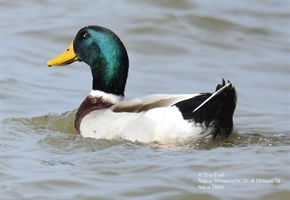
<box><xmin>80</xmin><ymin>106</ymin><xmax>206</xmax><ymax>145</ymax></box>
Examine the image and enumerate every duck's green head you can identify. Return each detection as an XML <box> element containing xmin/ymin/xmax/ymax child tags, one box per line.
<box><xmin>47</xmin><ymin>26</ymin><xmax>129</xmax><ymax>96</ymax></box>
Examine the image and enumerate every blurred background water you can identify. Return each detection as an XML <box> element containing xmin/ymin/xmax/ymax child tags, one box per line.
<box><xmin>1</xmin><ymin>1</ymin><xmax>289</xmax><ymax>200</ymax></box>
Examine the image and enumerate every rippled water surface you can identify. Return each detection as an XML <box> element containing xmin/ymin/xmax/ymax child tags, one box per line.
<box><xmin>1</xmin><ymin>1</ymin><xmax>289</xmax><ymax>200</ymax></box>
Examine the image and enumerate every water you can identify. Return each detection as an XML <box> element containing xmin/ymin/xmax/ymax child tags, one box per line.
<box><xmin>1</xmin><ymin>1</ymin><xmax>289</xmax><ymax>199</ymax></box>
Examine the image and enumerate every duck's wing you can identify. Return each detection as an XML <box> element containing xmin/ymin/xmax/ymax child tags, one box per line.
<box><xmin>111</xmin><ymin>80</ymin><xmax>236</xmax><ymax>113</ymax></box>
<box><xmin>111</xmin><ymin>94</ymin><xmax>199</xmax><ymax>112</ymax></box>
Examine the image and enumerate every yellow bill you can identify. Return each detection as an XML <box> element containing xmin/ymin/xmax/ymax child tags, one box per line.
<box><xmin>47</xmin><ymin>42</ymin><xmax>79</xmax><ymax>66</ymax></box>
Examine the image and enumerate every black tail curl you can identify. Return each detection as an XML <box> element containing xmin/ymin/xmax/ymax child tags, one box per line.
<box><xmin>174</xmin><ymin>79</ymin><xmax>237</xmax><ymax>139</ymax></box>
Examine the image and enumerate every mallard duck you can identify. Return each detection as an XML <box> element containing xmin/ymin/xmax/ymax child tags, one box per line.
<box><xmin>47</xmin><ymin>25</ymin><xmax>237</xmax><ymax>145</ymax></box>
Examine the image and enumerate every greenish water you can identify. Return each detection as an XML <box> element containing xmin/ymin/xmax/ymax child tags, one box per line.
<box><xmin>1</xmin><ymin>1</ymin><xmax>289</xmax><ymax>200</ymax></box>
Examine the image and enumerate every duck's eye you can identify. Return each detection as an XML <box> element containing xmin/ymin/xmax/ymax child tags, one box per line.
<box><xmin>82</xmin><ymin>31</ymin><xmax>91</xmax><ymax>39</ymax></box>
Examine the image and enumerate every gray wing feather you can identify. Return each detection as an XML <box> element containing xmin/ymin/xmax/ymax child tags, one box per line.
<box><xmin>111</xmin><ymin>94</ymin><xmax>199</xmax><ymax>113</ymax></box>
